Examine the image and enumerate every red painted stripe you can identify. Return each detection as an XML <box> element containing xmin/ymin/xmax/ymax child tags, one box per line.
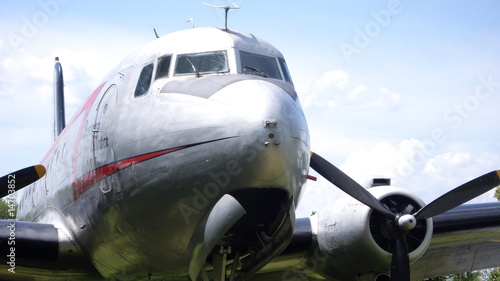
<box><xmin>41</xmin><ymin>83</ymin><xmax>106</xmax><ymax>164</ymax></box>
<box><xmin>72</xmin><ymin>146</ymin><xmax>185</xmax><ymax>199</ymax></box>
<box><xmin>71</xmin><ymin>84</ymin><xmax>106</xmax><ymax>183</ymax></box>
<box><xmin>71</xmin><ymin>136</ymin><xmax>236</xmax><ymax>199</ymax></box>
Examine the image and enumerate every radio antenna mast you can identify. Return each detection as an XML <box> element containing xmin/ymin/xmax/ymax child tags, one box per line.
<box><xmin>186</xmin><ymin>18</ymin><xmax>195</xmax><ymax>28</ymax></box>
<box><xmin>203</xmin><ymin>3</ymin><xmax>240</xmax><ymax>30</ymax></box>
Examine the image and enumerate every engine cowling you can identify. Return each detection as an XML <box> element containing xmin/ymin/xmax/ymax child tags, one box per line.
<box><xmin>315</xmin><ymin>186</ymin><xmax>433</xmax><ymax>280</ymax></box>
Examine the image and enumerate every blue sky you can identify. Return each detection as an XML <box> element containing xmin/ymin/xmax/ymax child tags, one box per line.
<box><xmin>1</xmin><ymin>0</ymin><xmax>500</xmax><ymax>217</ymax></box>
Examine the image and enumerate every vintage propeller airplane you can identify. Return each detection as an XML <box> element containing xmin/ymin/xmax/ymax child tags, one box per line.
<box><xmin>1</xmin><ymin>7</ymin><xmax>500</xmax><ymax>281</ymax></box>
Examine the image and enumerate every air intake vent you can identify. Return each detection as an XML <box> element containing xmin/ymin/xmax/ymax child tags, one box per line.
<box><xmin>370</xmin><ymin>178</ymin><xmax>391</xmax><ymax>187</ymax></box>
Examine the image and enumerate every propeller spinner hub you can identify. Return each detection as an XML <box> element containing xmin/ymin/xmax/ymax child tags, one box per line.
<box><xmin>397</xmin><ymin>214</ymin><xmax>417</xmax><ymax>231</ymax></box>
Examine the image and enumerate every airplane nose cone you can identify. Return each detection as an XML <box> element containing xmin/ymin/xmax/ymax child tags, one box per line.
<box><xmin>209</xmin><ymin>79</ymin><xmax>307</xmax><ymax>138</ymax></box>
<box><xmin>209</xmin><ymin>79</ymin><xmax>310</xmax><ymax>184</ymax></box>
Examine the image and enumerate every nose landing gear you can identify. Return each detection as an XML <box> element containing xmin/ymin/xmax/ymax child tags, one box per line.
<box><xmin>200</xmin><ymin>246</ymin><xmax>240</xmax><ymax>281</ymax></box>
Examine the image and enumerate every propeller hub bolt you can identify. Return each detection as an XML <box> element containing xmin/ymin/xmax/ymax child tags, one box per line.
<box><xmin>397</xmin><ymin>214</ymin><xmax>416</xmax><ymax>231</ymax></box>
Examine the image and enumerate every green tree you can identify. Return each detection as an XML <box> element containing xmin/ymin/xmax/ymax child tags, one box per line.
<box><xmin>0</xmin><ymin>199</ymin><xmax>9</xmax><ymax>219</ymax></box>
<box><xmin>0</xmin><ymin>199</ymin><xmax>17</xmax><ymax>219</ymax></box>
<box><xmin>421</xmin><ymin>271</ymin><xmax>484</xmax><ymax>281</ymax></box>
<box><xmin>421</xmin><ymin>276</ymin><xmax>448</xmax><ymax>281</ymax></box>
<box><xmin>488</xmin><ymin>268</ymin><xmax>500</xmax><ymax>281</ymax></box>
<box><xmin>452</xmin><ymin>271</ymin><xmax>484</xmax><ymax>281</ymax></box>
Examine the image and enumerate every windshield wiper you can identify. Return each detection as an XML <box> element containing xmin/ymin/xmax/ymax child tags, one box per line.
<box><xmin>243</xmin><ymin>66</ymin><xmax>267</xmax><ymax>78</ymax></box>
<box><xmin>186</xmin><ymin>58</ymin><xmax>201</xmax><ymax>77</ymax></box>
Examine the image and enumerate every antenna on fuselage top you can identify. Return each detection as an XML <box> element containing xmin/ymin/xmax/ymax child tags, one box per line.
<box><xmin>203</xmin><ymin>2</ymin><xmax>240</xmax><ymax>30</ymax></box>
<box><xmin>153</xmin><ymin>28</ymin><xmax>159</xmax><ymax>38</ymax></box>
<box><xmin>186</xmin><ymin>18</ymin><xmax>195</xmax><ymax>28</ymax></box>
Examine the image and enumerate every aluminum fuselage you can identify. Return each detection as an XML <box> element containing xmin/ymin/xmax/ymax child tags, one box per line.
<box><xmin>16</xmin><ymin>27</ymin><xmax>310</xmax><ymax>280</ymax></box>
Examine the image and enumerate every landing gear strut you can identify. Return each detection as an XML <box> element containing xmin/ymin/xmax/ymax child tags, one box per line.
<box><xmin>213</xmin><ymin>246</ymin><xmax>230</xmax><ymax>281</ymax></box>
<box><xmin>209</xmin><ymin>246</ymin><xmax>240</xmax><ymax>281</ymax></box>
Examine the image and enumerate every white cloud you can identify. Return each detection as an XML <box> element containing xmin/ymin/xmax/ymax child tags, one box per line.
<box><xmin>1</xmin><ymin>53</ymin><xmax>51</xmax><ymax>99</ymax></box>
<box><xmin>338</xmin><ymin>138</ymin><xmax>432</xmax><ymax>186</ymax></box>
<box><xmin>418</xmin><ymin>151</ymin><xmax>500</xmax><ymax>203</ymax></box>
<box><xmin>0</xmin><ymin>47</ymin><xmax>117</xmax><ymax>127</ymax></box>
<box><xmin>297</xmin><ymin>138</ymin><xmax>500</xmax><ymax>217</ymax></box>
<box><xmin>318</xmin><ymin>70</ymin><xmax>349</xmax><ymax>90</ymax></box>
<box><xmin>301</xmin><ymin>70</ymin><xmax>349</xmax><ymax>107</ymax></box>
<box><xmin>346</xmin><ymin>84</ymin><xmax>368</xmax><ymax>101</ymax></box>
<box><xmin>373</xmin><ymin>87</ymin><xmax>401</xmax><ymax>109</ymax></box>
<box><xmin>51</xmin><ymin>48</ymin><xmax>113</xmax><ymax>83</ymax></box>
<box><xmin>423</xmin><ymin>152</ymin><xmax>472</xmax><ymax>175</ymax></box>
<box><xmin>0</xmin><ymin>127</ymin><xmax>50</xmax><ymax>148</ymax></box>
<box><xmin>302</xmin><ymin>70</ymin><xmax>402</xmax><ymax>110</ymax></box>
<box><xmin>338</xmin><ymin>138</ymin><xmax>499</xmax><ymax>196</ymax></box>
<box><xmin>340</xmin><ymin>141</ymin><xmax>399</xmax><ymax>185</ymax></box>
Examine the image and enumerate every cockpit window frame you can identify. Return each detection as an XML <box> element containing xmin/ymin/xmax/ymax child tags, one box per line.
<box><xmin>278</xmin><ymin>58</ymin><xmax>293</xmax><ymax>84</ymax></box>
<box><xmin>134</xmin><ymin>63</ymin><xmax>154</xmax><ymax>97</ymax></box>
<box><xmin>174</xmin><ymin>50</ymin><xmax>229</xmax><ymax>77</ymax></box>
<box><xmin>155</xmin><ymin>55</ymin><xmax>172</xmax><ymax>80</ymax></box>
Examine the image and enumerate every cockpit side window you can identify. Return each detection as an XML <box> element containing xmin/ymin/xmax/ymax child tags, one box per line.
<box><xmin>156</xmin><ymin>55</ymin><xmax>172</xmax><ymax>79</ymax></box>
<box><xmin>174</xmin><ymin>51</ymin><xmax>228</xmax><ymax>76</ymax></box>
<box><xmin>278</xmin><ymin>58</ymin><xmax>293</xmax><ymax>84</ymax></box>
<box><xmin>240</xmin><ymin>51</ymin><xmax>282</xmax><ymax>80</ymax></box>
<box><xmin>134</xmin><ymin>63</ymin><xmax>154</xmax><ymax>97</ymax></box>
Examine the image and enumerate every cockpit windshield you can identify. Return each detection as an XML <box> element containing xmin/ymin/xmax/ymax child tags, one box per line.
<box><xmin>240</xmin><ymin>51</ymin><xmax>282</xmax><ymax>80</ymax></box>
<box><xmin>175</xmin><ymin>51</ymin><xmax>229</xmax><ymax>76</ymax></box>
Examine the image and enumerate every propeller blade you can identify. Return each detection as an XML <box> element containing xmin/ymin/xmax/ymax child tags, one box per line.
<box><xmin>415</xmin><ymin>170</ymin><xmax>500</xmax><ymax>220</ymax></box>
<box><xmin>310</xmin><ymin>152</ymin><xmax>395</xmax><ymax>218</ymax></box>
<box><xmin>391</xmin><ymin>234</ymin><xmax>410</xmax><ymax>281</ymax></box>
<box><xmin>0</xmin><ymin>165</ymin><xmax>46</xmax><ymax>197</ymax></box>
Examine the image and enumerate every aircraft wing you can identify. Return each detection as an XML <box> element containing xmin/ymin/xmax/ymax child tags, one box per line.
<box><xmin>0</xmin><ymin>220</ymin><xmax>102</xmax><ymax>280</ymax></box>
<box><xmin>411</xmin><ymin>202</ymin><xmax>500</xmax><ymax>279</ymax></box>
<box><xmin>249</xmin><ymin>202</ymin><xmax>500</xmax><ymax>281</ymax></box>
<box><xmin>0</xmin><ymin>165</ymin><xmax>101</xmax><ymax>280</ymax></box>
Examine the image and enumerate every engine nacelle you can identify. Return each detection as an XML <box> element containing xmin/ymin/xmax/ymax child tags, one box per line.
<box><xmin>314</xmin><ymin>186</ymin><xmax>433</xmax><ymax>280</ymax></box>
